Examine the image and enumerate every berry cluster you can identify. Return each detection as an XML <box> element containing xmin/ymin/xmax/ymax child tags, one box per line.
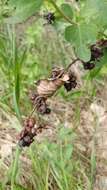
<box><xmin>35</xmin><ymin>96</ymin><xmax>51</xmax><ymax>114</ymax></box>
<box><xmin>91</xmin><ymin>45</ymin><xmax>103</xmax><ymax>61</ymax></box>
<box><xmin>44</xmin><ymin>12</ymin><xmax>55</xmax><ymax>24</ymax></box>
<box><xmin>31</xmin><ymin>93</ymin><xmax>51</xmax><ymax>114</ymax></box>
<box><xmin>82</xmin><ymin>39</ymin><xmax>107</xmax><ymax>70</ymax></box>
<box><xmin>64</xmin><ymin>72</ymin><xmax>77</xmax><ymax>91</ymax></box>
<box><xmin>18</xmin><ymin>117</ymin><xmax>48</xmax><ymax>147</ymax></box>
<box><xmin>18</xmin><ymin>65</ymin><xmax>78</xmax><ymax>147</ymax></box>
<box><xmin>18</xmin><ymin>117</ymin><xmax>36</xmax><ymax>147</ymax></box>
<box><xmin>83</xmin><ymin>62</ymin><xmax>95</xmax><ymax>70</ymax></box>
<box><xmin>30</xmin><ymin>67</ymin><xmax>77</xmax><ymax>116</ymax></box>
<box><xmin>18</xmin><ymin>65</ymin><xmax>79</xmax><ymax>147</ymax></box>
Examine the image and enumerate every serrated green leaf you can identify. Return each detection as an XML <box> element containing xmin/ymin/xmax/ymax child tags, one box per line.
<box><xmin>65</xmin><ymin>23</ymin><xmax>98</xmax><ymax>61</ymax></box>
<box><xmin>7</xmin><ymin>0</ymin><xmax>43</xmax><ymax>23</ymax></box>
<box><xmin>61</xmin><ymin>3</ymin><xmax>73</xmax><ymax>19</ymax></box>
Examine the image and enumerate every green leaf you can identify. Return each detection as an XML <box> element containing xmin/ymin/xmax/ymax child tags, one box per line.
<box><xmin>76</xmin><ymin>44</ymin><xmax>91</xmax><ymax>62</ymax></box>
<box><xmin>61</xmin><ymin>3</ymin><xmax>73</xmax><ymax>19</ymax></box>
<box><xmin>80</xmin><ymin>0</ymin><xmax>107</xmax><ymax>26</ymax></box>
<box><xmin>7</xmin><ymin>0</ymin><xmax>43</xmax><ymax>23</ymax></box>
<box><xmin>65</xmin><ymin>23</ymin><xmax>98</xmax><ymax>61</ymax></box>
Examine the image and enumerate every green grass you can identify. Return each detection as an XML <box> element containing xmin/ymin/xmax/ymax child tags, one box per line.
<box><xmin>0</xmin><ymin>126</ymin><xmax>96</xmax><ymax>190</ymax></box>
<box><xmin>17</xmin><ymin>128</ymin><xmax>92</xmax><ymax>189</ymax></box>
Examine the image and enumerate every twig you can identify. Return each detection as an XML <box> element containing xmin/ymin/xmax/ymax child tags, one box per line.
<box><xmin>29</xmin><ymin>104</ymin><xmax>37</xmax><ymax>118</ymax></box>
<box><xmin>47</xmin><ymin>0</ymin><xmax>76</xmax><ymax>25</ymax></box>
<box><xmin>66</xmin><ymin>58</ymin><xmax>80</xmax><ymax>71</ymax></box>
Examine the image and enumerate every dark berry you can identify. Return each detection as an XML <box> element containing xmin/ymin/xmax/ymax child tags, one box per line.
<box><xmin>83</xmin><ymin>62</ymin><xmax>95</xmax><ymax>70</ymax></box>
<box><xmin>45</xmin><ymin>108</ymin><xmax>51</xmax><ymax>114</ymax></box>
<box><xmin>44</xmin><ymin>12</ymin><xmax>55</xmax><ymax>24</ymax></box>
<box><xmin>38</xmin><ymin>104</ymin><xmax>51</xmax><ymax>114</ymax></box>
<box><xmin>64</xmin><ymin>73</ymin><xmax>77</xmax><ymax>92</ymax></box>
<box><xmin>18</xmin><ymin>117</ymin><xmax>37</xmax><ymax>147</ymax></box>
<box><xmin>91</xmin><ymin>45</ymin><xmax>103</xmax><ymax>61</ymax></box>
<box><xmin>38</xmin><ymin>104</ymin><xmax>47</xmax><ymax>114</ymax></box>
<box><xmin>64</xmin><ymin>82</ymin><xmax>72</xmax><ymax>91</ymax></box>
<box><xmin>18</xmin><ymin>139</ymin><xmax>26</xmax><ymax>147</ymax></box>
<box><xmin>71</xmin><ymin>81</ymin><xmax>77</xmax><ymax>88</ymax></box>
<box><xmin>18</xmin><ymin>135</ymin><xmax>34</xmax><ymax>147</ymax></box>
<box><xmin>70</xmin><ymin>75</ymin><xmax>76</xmax><ymax>82</ymax></box>
<box><xmin>35</xmin><ymin>96</ymin><xmax>51</xmax><ymax>115</ymax></box>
